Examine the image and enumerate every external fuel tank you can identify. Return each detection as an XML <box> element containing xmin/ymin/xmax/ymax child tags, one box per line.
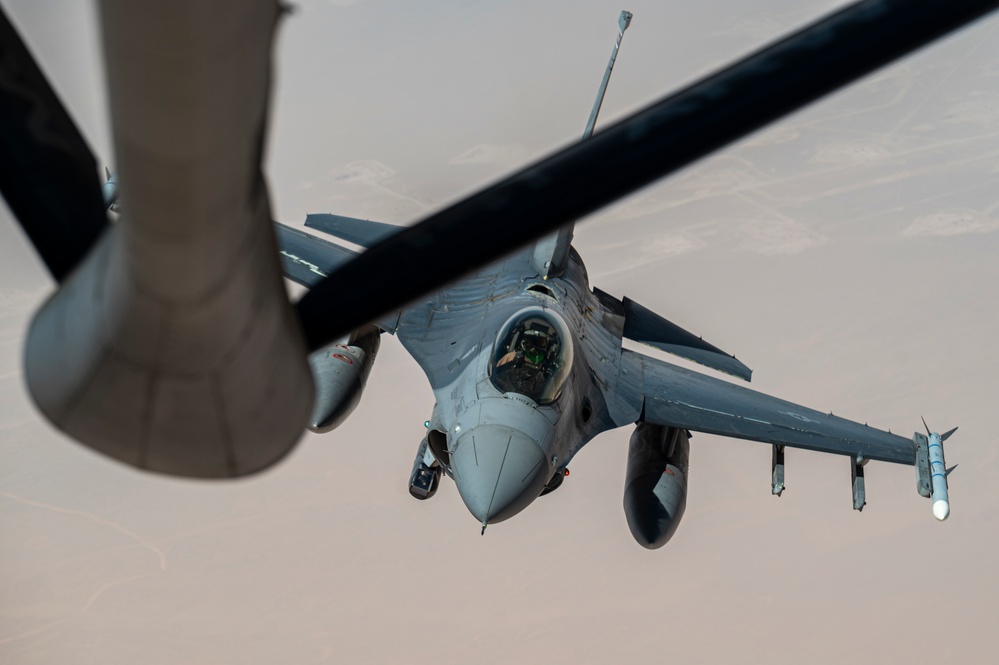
<box><xmin>307</xmin><ymin>326</ymin><xmax>380</xmax><ymax>433</ymax></box>
<box><xmin>623</xmin><ymin>423</ymin><xmax>689</xmax><ymax>549</ymax></box>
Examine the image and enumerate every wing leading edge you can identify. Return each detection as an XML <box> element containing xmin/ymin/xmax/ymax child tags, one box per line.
<box><xmin>274</xmin><ymin>222</ymin><xmax>401</xmax><ymax>333</ymax></box>
<box><xmin>631</xmin><ymin>349</ymin><xmax>916</xmax><ymax>465</ymax></box>
<box><xmin>274</xmin><ymin>222</ymin><xmax>358</xmax><ymax>288</ymax></box>
<box><xmin>304</xmin><ymin>213</ymin><xmax>402</xmax><ymax>248</ymax></box>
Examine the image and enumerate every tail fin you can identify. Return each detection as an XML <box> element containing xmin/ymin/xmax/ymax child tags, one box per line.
<box><xmin>582</xmin><ymin>11</ymin><xmax>633</xmax><ymax>141</ymax></box>
<box><xmin>532</xmin><ymin>11</ymin><xmax>633</xmax><ymax>278</ymax></box>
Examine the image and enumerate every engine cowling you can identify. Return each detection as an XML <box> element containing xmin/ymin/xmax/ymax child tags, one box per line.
<box><xmin>623</xmin><ymin>423</ymin><xmax>689</xmax><ymax>549</ymax></box>
<box><xmin>307</xmin><ymin>326</ymin><xmax>380</xmax><ymax>433</ymax></box>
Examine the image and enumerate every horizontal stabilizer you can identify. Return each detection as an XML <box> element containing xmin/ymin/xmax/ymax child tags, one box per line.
<box><xmin>621</xmin><ymin>295</ymin><xmax>752</xmax><ymax>382</ymax></box>
<box><xmin>274</xmin><ymin>222</ymin><xmax>358</xmax><ymax>288</ymax></box>
<box><xmin>305</xmin><ymin>213</ymin><xmax>402</xmax><ymax>248</ymax></box>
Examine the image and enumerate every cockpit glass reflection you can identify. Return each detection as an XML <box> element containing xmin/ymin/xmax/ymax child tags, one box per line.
<box><xmin>490</xmin><ymin>307</ymin><xmax>573</xmax><ymax>404</ymax></box>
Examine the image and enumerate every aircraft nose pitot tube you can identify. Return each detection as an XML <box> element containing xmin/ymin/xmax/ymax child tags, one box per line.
<box><xmin>624</xmin><ymin>423</ymin><xmax>689</xmax><ymax>549</ymax></box>
<box><xmin>307</xmin><ymin>326</ymin><xmax>380</xmax><ymax>433</ymax></box>
<box><xmin>450</xmin><ymin>424</ymin><xmax>551</xmax><ymax>526</ymax></box>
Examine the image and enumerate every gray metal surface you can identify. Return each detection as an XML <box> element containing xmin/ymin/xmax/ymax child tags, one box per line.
<box><xmin>852</xmin><ymin>457</ymin><xmax>867</xmax><ymax>511</ymax></box>
<box><xmin>637</xmin><ymin>351</ymin><xmax>916</xmax><ymax>464</ymax></box>
<box><xmin>914</xmin><ymin>433</ymin><xmax>932</xmax><ymax>497</ymax></box>
<box><xmin>532</xmin><ymin>10</ymin><xmax>632</xmax><ymax>279</ymax></box>
<box><xmin>274</xmin><ymin>5</ymin><xmax>958</xmax><ymax>531</ymax></box>
<box><xmin>307</xmin><ymin>326</ymin><xmax>379</xmax><ymax>433</ymax></box>
<box><xmin>273</xmin><ymin>0</ymin><xmax>955</xmax><ymax>531</ymax></box>
<box><xmin>7</xmin><ymin>1</ymin><xmax>972</xmax><ymax>498</ymax></box>
<box><xmin>771</xmin><ymin>445</ymin><xmax>786</xmax><ymax>496</ymax></box>
<box><xmin>294</xmin><ymin>1</ymin><xmax>999</xmax><ymax>352</ymax></box>
<box><xmin>276</xmin><ymin>222</ymin><xmax>359</xmax><ymax>288</ymax></box>
<box><xmin>305</xmin><ymin>213</ymin><xmax>402</xmax><ymax>247</ymax></box>
<box><xmin>618</xmin><ymin>292</ymin><xmax>752</xmax><ymax>381</ymax></box>
<box><xmin>286</xmin><ymin>206</ymin><xmax>928</xmax><ymax>530</ymax></box>
<box><xmin>623</xmin><ymin>423</ymin><xmax>689</xmax><ymax>549</ymax></box>
<box><xmin>23</xmin><ymin>0</ymin><xmax>314</xmax><ymax>477</ymax></box>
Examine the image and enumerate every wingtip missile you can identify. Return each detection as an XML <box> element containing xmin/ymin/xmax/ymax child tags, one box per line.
<box><xmin>926</xmin><ymin>427</ymin><xmax>954</xmax><ymax>522</ymax></box>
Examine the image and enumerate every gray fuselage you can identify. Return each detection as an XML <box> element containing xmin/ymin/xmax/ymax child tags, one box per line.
<box><xmin>397</xmin><ymin>246</ymin><xmax>639</xmax><ymax>526</ymax></box>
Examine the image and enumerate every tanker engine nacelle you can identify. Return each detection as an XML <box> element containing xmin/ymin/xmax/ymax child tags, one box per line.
<box><xmin>306</xmin><ymin>326</ymin><xmax>381</xmax><ymax>433</ymax></box>
<box><xmin>623</xmin><ymin>423</ymin><xmax>689</xmax><ymax>549</ymax></box>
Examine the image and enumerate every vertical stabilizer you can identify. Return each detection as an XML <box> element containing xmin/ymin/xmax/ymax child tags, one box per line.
<box><xmin>532</xmin><ymin>10</ymin><xmax>632</xmax><ymax>278</ymax></box>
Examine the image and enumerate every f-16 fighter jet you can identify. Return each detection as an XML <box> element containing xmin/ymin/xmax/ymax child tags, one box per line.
<box><xmin>276</xmin><ymin>11</ymin><xmax>954</xmax><ymax>547</ymax></box>
<box><xmin>6</xmin><ymin>2</ymin><xmax>971</xmax><ymax>535</ymax></box>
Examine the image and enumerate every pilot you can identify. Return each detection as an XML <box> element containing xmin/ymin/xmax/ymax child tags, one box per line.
<box><xmin>495</xmin><ymin>331</ymin><xmax>543</xmax><ymax>394</ymax></box>
<box><xmin>522</xmin><ymin>337</ymin><xmax>547</xmax><ymax>367</ymax></box>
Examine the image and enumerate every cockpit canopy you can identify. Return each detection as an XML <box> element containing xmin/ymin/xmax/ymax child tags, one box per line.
<box><xmin>489</xmin><ymin>307</ymin><xmax>573</xmax><ymax>404</ymax></box>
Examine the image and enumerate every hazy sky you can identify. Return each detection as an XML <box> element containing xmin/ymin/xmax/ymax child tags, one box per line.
<box><xmin>2</xmin><ymin>1</ymin><xmax>999</xmax><ymax>663</ymax></box>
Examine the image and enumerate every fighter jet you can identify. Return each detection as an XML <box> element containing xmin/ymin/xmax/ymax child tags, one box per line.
<box><xmin>276</xmin><ymin>11</ymin><xmax>954</xmax><ymax>546</ymax></box>
<box><xmin>2</xmin><ymin>1</ymin><xmax>984</xmax><ymax>498</ymax></box>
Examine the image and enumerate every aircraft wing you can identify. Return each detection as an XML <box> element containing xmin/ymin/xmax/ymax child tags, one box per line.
<box><xmin>630</xmin><ymin>349</ymin><xmax>916</xmax><ymax>465</ymax></box>
<box><xmin>304</xmin><ymin>213</ymin><xmax>402</xmax><ymax>248</ymax></box>
<box><xmin>273</xmin><ymin>223</ymin><xmax>401</xmax><ymax>333</ymax></box>
<box><xmin>275</xmin><ymin>222</ymin><xmax>358</xmax><ymax>288</ymax></box>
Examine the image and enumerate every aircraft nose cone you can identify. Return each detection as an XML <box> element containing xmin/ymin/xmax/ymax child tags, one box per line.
<box><xmin>451</xmin><ymin>425</ymin><xmax>550</xmax><ymax>525</ymax></box>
